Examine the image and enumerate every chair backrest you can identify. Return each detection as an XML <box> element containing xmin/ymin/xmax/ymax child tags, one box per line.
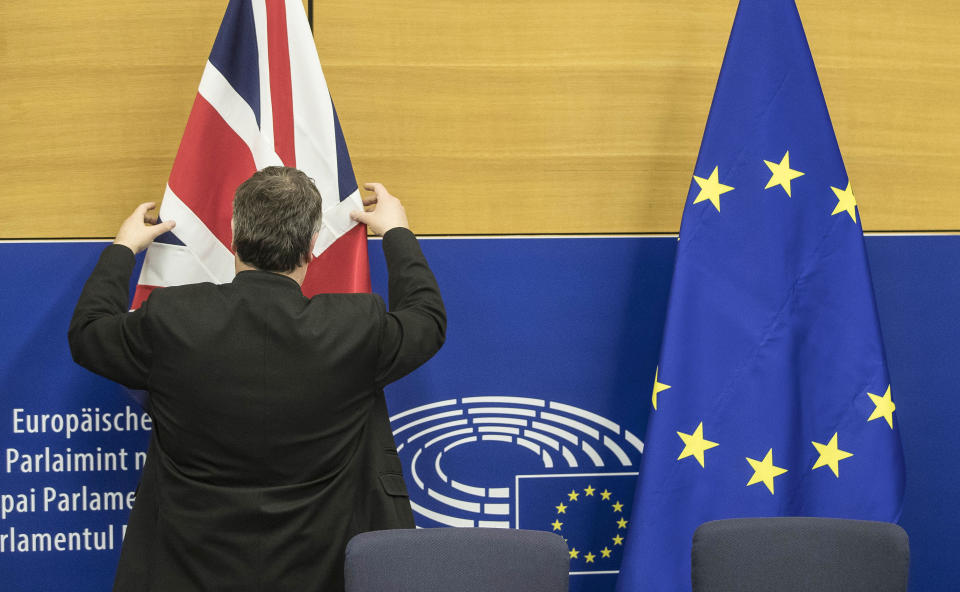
<box><xmin>344</xmin><ymin>527</ymin><xmax>569</xmax><ymax>592</ymax></box>
<box><xmin>691</xmin><ymin>517</ymin><xmax>909</xmax><ymax>592</ymax></box>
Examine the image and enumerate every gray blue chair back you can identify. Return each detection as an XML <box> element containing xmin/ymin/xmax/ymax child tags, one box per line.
<box><xmin>345</xmin><ymin>527</ymin><xmax>569</xmax><ymax>592</ymax></box>
<box><xmin>692</xmin><ymin>517</ymin><xmax>909</xmax><ymax>592</ymax></box>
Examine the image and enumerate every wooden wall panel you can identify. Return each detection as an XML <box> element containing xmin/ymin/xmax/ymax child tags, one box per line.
<box><xmin>1</xmin><ymin>0</ymin><xmax>957</xmax><ymax>237</ymax></box>
<box><xmin>0</xmin><ymin>2</ymin><xmax>225</xmax><ymax>238</ymax></box>
<box><xmin>800</xmin><ymin>1</ymin><xmax>960</xmax><ymax>231</ymax></box>
<box><xmin>315</xmin><ymin>0</ymin><xmax>725</xmax><ymax>235</ymax></box>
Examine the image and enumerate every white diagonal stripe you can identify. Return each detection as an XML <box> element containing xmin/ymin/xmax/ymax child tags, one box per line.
<box><xmin>139</xmin><ymin>243</ymin><xmax>214</xmax><ymax>287</ymax></box>
<box><xmin>156</xmin><ymin>186</ymin><xmax>234</xmax><ymax>284</ymax></box>
<box><xmin>198</xmin><ymin>61</ymin><xmax>282</xmax><ymax>170</ymax></box>
<box><xmin>286</xmin><ymin>0</ymin><xmax>338</xmax><ymax>205</ymax></box>
<box><xmin>251</xmin><ymin>0</ymin><xmax>272</xmax><ymax>151</ymax></box>
<box><xmin>313</xmin><ymin>191</ymin><xmax>364</xmax><ymax>256</ymax></box>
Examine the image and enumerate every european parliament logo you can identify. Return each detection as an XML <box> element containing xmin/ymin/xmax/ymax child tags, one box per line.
<box><xmin>390</xmin><ymin>396</ymin><xmax>642</xmax><ymax>576</ymax></box>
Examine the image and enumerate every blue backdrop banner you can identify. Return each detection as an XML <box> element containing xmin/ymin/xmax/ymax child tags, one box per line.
<box><xmin>0</xmin><ymin>236</ymin><xmax>956</xmax><ymax>591</ymax></box>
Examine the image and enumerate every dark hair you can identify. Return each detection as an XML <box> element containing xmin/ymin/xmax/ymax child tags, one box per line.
<box><xmin>232</xmin><ymin>166</ymin><xmax>323</xmax><ymax>273</ymax></box>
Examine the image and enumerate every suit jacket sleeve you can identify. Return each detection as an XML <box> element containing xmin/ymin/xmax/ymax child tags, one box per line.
<box><xmin>68</xmin><ymin>244</ymin><xmax>152</xmax><ymax>389</ymax></box>
<box><xmin>374</xmin><ymin>227</ymin><xmax>446</xmax><ymax>387</ymax></box>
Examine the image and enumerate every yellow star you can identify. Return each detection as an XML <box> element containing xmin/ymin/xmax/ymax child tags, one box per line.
<box><xmin>812</xmin><ymin>432</ymin><xmax>854</xmax><ymax>477</ymax></box>
<box><xmin>600</xmin><ymin>547</ymin><xmax>612</xmax><ymax>558</ymax></box>
<box><xmin>569</xmin><ymin>548</ymin><xmax>579</xmax><ymax>559</ymax></box>
<box><xmin>867</xmin><ymin>385</ymin><xmax>896</xmax><ymax>429</ymax></box>
<box><xmin>555</xmin><ymin>502</ymin><xmax>567</xmax><ymax>514</ymax></box>
<box><xmin>763</xmin><ymin>151</ymin><xmax>804</xmax><ymax>197</ymax></box>
<box><xmin>677</xmin><ymin>422</ymin><xmax>719</xmax><ymax>467</ymax></box>
<box><xmin>692</xmin><ymin>166</ymin><xmax>735</xmax><ymax>211</ymax></box>
<box><xmin>745</xmin><ymin>448</ymin><xmax>789</xmax><ymax>494</ymax></box>
<box><xmin>612</xmin><ymin>534</ymin><xmax>624</xmax><ymax>546</ymax></box>
<box><xmin>567</xmin><ymin>489</ymin><xmax>579</xmax><ymax>501</ymax></box>
<box><xmin>600</xmin><ymin>489</ymin><xmax>612</xmax><ymax>501</ymax></box>
<box><xmin>652</xmin><ymin>366</ymin><xmax>671</xmax><ymax>410</ymax></box>
<box><xmin>585</xmin><ymin>552</ymin><xmax>596</xmax><ymax>563</ymax></box>
<box><xmin>584</xmin><ymin>484</ymin><xmax>596</xmax><ymax>496</ymax></box>
<box><xmin>617</xmin><ymin>517</ymin><xmax>629</xmax><ymax>529</ymax></box>
<box><xmin>830</xmin><ymin>182</ymin><xmax>858</xmax><ymax>222</ymax></box>
<box><xmin>551</xmin><ymin>519</ymin><xmax>563</xmax><ymax>531</ymax></box>
<box><xmin>612</xmin><ymin>501</ymin><xmax>624</xmax><ymax>513</ymax></box>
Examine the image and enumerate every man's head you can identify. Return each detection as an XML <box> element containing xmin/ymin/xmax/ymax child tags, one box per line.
<box><xmin>232</xmin><ymin>166</ymin><xmax>323</xmax><ymax>273</ymax></box>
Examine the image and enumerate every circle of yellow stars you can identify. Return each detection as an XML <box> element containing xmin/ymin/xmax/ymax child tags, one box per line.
<box><xmin>668</xmin><ymin>151</ymin><xmax>892</xmax><ymax>494</ymax></box>
<box><xmin>550</xmin><ymin>484</ymin><xmax>627</xmax><ymax>564</ymax></box>
<box><xmin>690</xmin><ymin>149</ymin><xmax>858</xmax><ymax>224</ymax></box>
<box><xmin>654</xmin><ymin>364</ymin><xmax>895</xmax><ymax>495</ymax></box>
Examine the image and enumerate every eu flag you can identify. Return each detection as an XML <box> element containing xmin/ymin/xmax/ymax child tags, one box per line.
<box><xmin>616</xmin><ymin>1</ymin><xmax>905</xmax><ymax>589</ymax></box>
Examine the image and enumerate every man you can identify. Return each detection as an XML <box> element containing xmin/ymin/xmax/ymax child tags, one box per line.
<box><xmin>69</xmin><ymin>167</ymin><xmax>446</xmax><ymax>591</ymax></box>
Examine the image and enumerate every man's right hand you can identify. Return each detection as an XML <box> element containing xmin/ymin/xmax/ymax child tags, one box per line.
<box><xmin>350</xmin><ymin>183</ymin><xmax>409</xmax><ymax>236</ymax></box>
<box><xmin>114</xmin><ymin>202</ymin><xmax>176</xmax><ymax>255</ymax></box>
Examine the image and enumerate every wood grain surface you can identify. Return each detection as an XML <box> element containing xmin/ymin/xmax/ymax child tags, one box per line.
<box><xmin>1</xmin><ymin>0</ymin><xmax>956</xmax><ymax>237</ymax></box>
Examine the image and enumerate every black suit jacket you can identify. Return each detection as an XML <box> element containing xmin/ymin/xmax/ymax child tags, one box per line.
<box><xmin>68</xmin><ymin>228</ymin><xmax>445</xmax><ymax>592</ymax></box>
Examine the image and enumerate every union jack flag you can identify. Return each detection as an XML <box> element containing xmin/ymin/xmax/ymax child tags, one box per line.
<box><xmin>133</xmin><ymin>0</ymin><xmax>368</xmax><ymax>309</ymax></box>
